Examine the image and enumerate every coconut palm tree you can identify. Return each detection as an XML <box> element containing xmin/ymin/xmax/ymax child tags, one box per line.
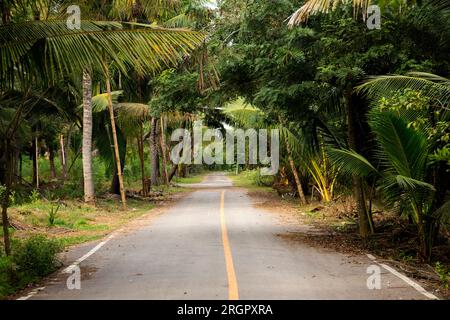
<box><xmin>328</xmin><ymin>109</ymin><xmax>448</xmax><ymax>261</ymax></box>
<box><xmin>82</xmin><ymin>70</ymin><xmax>95</xmax><ymax>203</ymax></box>
<box><xmin>0</xmin><ymin>17</ymin><xmax>204</xmax><ymax>254</ymax></box>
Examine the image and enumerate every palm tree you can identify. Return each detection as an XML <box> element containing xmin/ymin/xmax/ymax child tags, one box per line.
<box><xmin>0</xmin><ymin>18</ymin><xmax>203</xmax><ymax>254</ymax></box>
<box><xmin>82</xmin><ymin>70</ymin><xmax>95</xmax><ymax>203</ymax></box>
<box><xmin>329</xmin><ymin>110</ymin><xmax>443</xmax><ymax>261</ymax></box>
<box><xmin>115</xmin><ymin>102</ymin><xmax>153</xmax><ymax>194</ymax></box>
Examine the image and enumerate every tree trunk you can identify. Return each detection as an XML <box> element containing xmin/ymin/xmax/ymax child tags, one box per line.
<box><xmin>279</xmin><ymin>117</ymin><xmax>307</xmax><ymax>204</ymax></box>
<box><xmin>137</xmin><ymin>123</ymin><xmax>148</xmax><ymax>196</ymax></box>
<box><xmin>110</xmin><ymin>138</ymin><xmax>126</xmax><ymax>195</ymax></box>
<box><xmin>19</xmin><ymin>153</ymin><xmax>22</xmax><ymax>182</ymax></box>
<box><xmin>34</xmin><ymin>135</ymin><xmax>39</xmax><ymax>189</ymax></box>
<box><xmin>49</xmin><ymin>145</ymin><xmax>57</xmax><ymax>179</ymax></box>
<box><xmin>105</xmin><ymin>70</ymin><xmax>127</xmax><ymax>210</ymax></box>
<box><xmin>417</xmin><ymin>217</ymin><xmax>430</xmax><ymax>262</ymax></box>
<box><xmin>285</xmin><ymin>139</ymin><xmax>307</xmax><ymax>204</ymax></box>
<box><xmin>347</xmin><ymin>91</ymin><xmax>373</xmax><ymax>240</ymax></box>
<box><xmin>59</xmin><ymin>134</ymin><xmax>67</xmax><ymax>181</ymax></box>
<box><xmin>160</xmin><ymin>116</ymin><xmax>169</xmax><ymax>186</ymax></box>
<box><xmin>82</xmin><ymin>70</ymin><xmax>95</xmax><ymax>203</ymax></box>
<box><xmin>1</xmin><ymin>139</ymin><xmax>12</xmax><ymax>256</ymax></box>
<box><xmin>150</xmin><ymin>117</ymin><xmax>159</xmax><ymax>187</ymax></box>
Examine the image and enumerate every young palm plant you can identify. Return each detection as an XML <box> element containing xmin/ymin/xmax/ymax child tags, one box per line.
<box><xmin>329</xmin><ymin>110</ymin><xmax>438</xmax><ymax>261</ymax></box>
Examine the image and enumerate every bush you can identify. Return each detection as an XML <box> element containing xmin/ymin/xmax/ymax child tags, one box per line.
<box><xmin>0</xmin><ymin>256</ymin><xmax>17</xmax><ymax>298</ymax></box>
<box><xmin>241</xmin><ymin>169</ymin><xmax>274</xmax><ymax>186</ymax></box>
<box><xmin>0</xmin><ymin>234</ymin><xmax>62</xmax><ymax>298</ymax></box>
<box><xmin>12</xmin><ymin>235</ymin><xmax>62</xmax><ymax>278</ymax></box>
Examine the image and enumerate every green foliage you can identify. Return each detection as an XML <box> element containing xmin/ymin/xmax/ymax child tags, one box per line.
<box><xmin>29</xmin><ymin>189</ymin><xmax>40</xmax><ymax>203</ymax></box>
<box><xmin>435</xmin><ymin>262</ymin><xmax>450</xmax><ymax>289</ymax></box>
<box><xmin>12</xmin><ymin>235</ymin><xmax>62</xmax><ymax>278</ymax></box>
<box><xmin>47</xmin><ymin>203</ymin><xmax>61</xmax><ymax>227</ymax></box>
<box><xmin>0</xmin><ymin>235</ymin><xmax>62</xmax><ymax>299</ymax></box>
<box><xmin>236</xmin><ymin>169</ymin><xmax>275</xmax><ymax>187</ymax></box>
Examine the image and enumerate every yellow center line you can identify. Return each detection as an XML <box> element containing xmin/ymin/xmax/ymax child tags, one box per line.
<box><xmin>220</xmin><ymin>190</ymin><xmax>239</xmax><ymax>300</ymax></box>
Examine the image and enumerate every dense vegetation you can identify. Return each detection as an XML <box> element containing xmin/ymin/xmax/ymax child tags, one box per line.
<box><xmin>0</xmin><ymin>0</ymin><xmax>449</xmax><ymax>296</ymax></box>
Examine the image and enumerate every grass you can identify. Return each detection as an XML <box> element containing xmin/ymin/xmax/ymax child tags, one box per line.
<box><xmin>8</xmin><ymin>197</ymin><xmax>156</xmax><ymax>248</ymax></box>
<box><xmin>227</xmin><ymin>170</ymin><xmax>275</xmax><ymax>192</ymax></box>
<box><xmin>172</xmin><ymin>171</ymin><xmax>208</xmax><ymax>184</ymax></box>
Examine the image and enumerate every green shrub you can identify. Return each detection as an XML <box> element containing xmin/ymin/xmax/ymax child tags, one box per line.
<box><xmin>12</xmin><ymin>235</ymin><xmax>62</xmax><ymax>278</ymax></box>
<box><xmin>0</xmin><ymin>256</ymin><xmax>18</xmax><ymax>298</ymax></box>
<box><xmin>0</xmin><ymin>235</ymin><xmax>62</xmax><ymax>298</ymax></box>
<box><xmin>241</xmin><ymin>169</ymin><xmax>274</xmax><ymax>186</ymax></box>
<box><xmin>435</xmin><ymin>262</ymin><xmax>449</xmax><ymax>289</ymax></box>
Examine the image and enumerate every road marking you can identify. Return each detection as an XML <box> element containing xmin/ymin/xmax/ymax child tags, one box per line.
<box><xmin>220</xmin><ymin>190</ymin><xmax>239</xmax><ymax>300</ymax></box>
<box><xmin>63</xmin><ymin>234</ymin><xmax>115</xmax><ymax>273</ymax></box>
<box><xmin>366</xmin><ymin>254</ymin><xmax>438</xmax><ymax>300</ymax></box>
<box><xmin>18</xmin><ymin>233</ymin><xmax>116</xmax><ymax>300</ymax></box>
<box><xmin>17</xmin><ymin>287</ymin><xmax>45</xmax><ymax>300</ymax></box>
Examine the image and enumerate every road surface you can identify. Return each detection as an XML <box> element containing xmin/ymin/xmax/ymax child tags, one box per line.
<box><xmin>26</xmin><ymin>173</ymin><xmax>432</xmax><ymax>300</ymax></box>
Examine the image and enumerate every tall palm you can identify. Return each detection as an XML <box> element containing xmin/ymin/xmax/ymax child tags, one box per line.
<box><xmin>0</xmin><ymin>19</ymin><xmax>203</xmax><ymax>254</ymax></box>
<box><xmin>82</xmin><ymin>70</ymin><xmax>95</xmax><ymax>203</ymax></box>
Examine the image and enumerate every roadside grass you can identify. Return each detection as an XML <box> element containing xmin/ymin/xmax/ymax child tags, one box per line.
<box><xmin>172</xmin><ymin>170</ymin><xmax>208</xmax><ymax>184</ymax></box>
<box><xmin>227</xmin><ymin>169</ymin><xmax>275</xmax><ymax>193</ymax></box>
<box><xmin>8</xmin><ymin>197</ymin><xmax>156</xmax><ymax>247</ymax></box>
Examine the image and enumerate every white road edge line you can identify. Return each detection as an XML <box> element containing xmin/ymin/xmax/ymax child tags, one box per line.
<box><xmin>366</xmin><ymin>253</ymin><xmax>439</xmax><ymax>300</ymax></box>
<box><xmin>17</xmin><ymin>232</ymin><xmax>118</xmax><ymax>300</ymax></box>
<box><xmin>63</xmin><ymin>234</ymin><xmax>115</xmax><ymax>273</ymax></box>
<box><xmin>16</xmin><ymin>287</ymin><xmax>46</xmax><ymax>300</ymax></box>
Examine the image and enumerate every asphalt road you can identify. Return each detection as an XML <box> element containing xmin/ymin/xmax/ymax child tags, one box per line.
<box><xmin>27</xmin><ymin>173</ymin><xmax>431</xmax><ymax>300</ymax></box>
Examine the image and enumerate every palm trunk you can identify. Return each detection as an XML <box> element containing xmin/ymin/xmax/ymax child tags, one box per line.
<box><xmin>1</xmin><ymin>139</ymin><xmax>12</xmax><ymax>256</ymax></box>
<box><xmin>82</xmin><ymin>70</ymin><xmax>95</xmax><ymax>203</ymax></box>
<box><xmin>417</xmin><ymin>218</ymin><xmax>430</xmax><ymax>262</ymax></box>
<box><xmin>59</xmin><ymin>134</ymin><xmax>67</xmax><ymax>181</ymax></box>
<box><xmin>34</xmin><ymin>135</ymin><xmax>39</xmax><ymax>189</ymax></box>
<box><xmin>150</xmin><ymin>117</ymin><xmax>159</xmax><ymax>187</ymax></box>
<box><xmin>347</xmin><ymin>91</ymin><xmax>373</xmax><ymax>240</ymax></box>
<box><xmin>280</xmin><ymin>117</ymin><xmax>307</xmax><ymax>204</ymax></box>
<box><xmin>49</xmin><ymin>145</ymin><xmax>57</xmax><ymax>179</ymax></box>
<box><xmin>160</xmin><ymin>116</ymin><xmax>169</xmax><ymax>186</ymax></box>
<box><xmin>285</xmin><ymin>139</ymin><xmax>307</xmax><ymax>204</ymax></box>
<box><xmin>138</xmin><ymin>123</ymin><xmax>148</xmax><ymax>196</ymax></box>
<box><xmin>104</xmin><ymin>71</ymin><xmax>127</xmax><ymax>210</ymax></box>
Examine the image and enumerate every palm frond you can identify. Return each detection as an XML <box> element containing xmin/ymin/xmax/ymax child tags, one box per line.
<box><xmin>288</xmin><ymin>0</ymin><xmax>371</xmax><ymax>27</ymax></box>
<box><xmin>90</xmin><ymin>91</ymin><xmax>123</xmax><ymax>112</ymax></box>
<box><xmin>0</xmin><ymin>20</ymin><xmax>205</xmax><ymax>88</ymax></box>
<box><xmin>356</xmin><ymin>72</ymin><xmax>450</xmax><ymax>106</ymax></box>
<box><xmin>116</xmin><ymin>102</ymin><xmax>151</xmax><ymax>133</ymax></box>
<box><xmin>328</xmin><ymin>147</ymin><xmax>379</xmax><ymax>177</ymax></box>
<box><xmin>369</xmin><ymin>111</ymin><xmax>429</xmax><ymax>180</ymax></box>
<box><xmin>394</xmin><ymin>175</ymin><xmax>435</xmax><ymax>191</ymax></box>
